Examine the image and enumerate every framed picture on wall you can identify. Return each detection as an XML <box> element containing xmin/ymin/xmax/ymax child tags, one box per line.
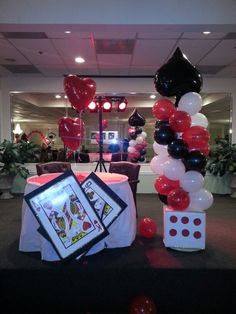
<box><xmin>24</xmin><ymin>170</ymin><xmax>108</xmax><ymax>260</ymax></box>
<box><xmin>90</xmin><ymin>131</ymin><xmax>106</xmax><ymax>144</ymax></box>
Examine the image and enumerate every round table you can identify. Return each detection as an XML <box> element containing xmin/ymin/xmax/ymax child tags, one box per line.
<box><xmin>19</xmin><ymin>172</ymin><xmax>136</xmax><ymax>261</ymax></box>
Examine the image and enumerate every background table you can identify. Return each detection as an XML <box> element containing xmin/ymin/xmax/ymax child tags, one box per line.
<box><xmin>19</xmin><ymin>172</ymin><xmax>136</xmax><ymax>261</ymax></box>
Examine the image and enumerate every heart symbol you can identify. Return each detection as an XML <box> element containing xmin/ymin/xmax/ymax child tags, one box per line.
<box><xmin>58</xmin><ymin>117</ymin><xmax>85</xmax><ymax>151</ymax></box>
<box><xmin>64</xmin><ymin>75</ymin><xmax>96</xmax><ymax>112</ymax></box>
<box><xmin>82</xmin><ymin>221</ymin><xmax>91</xmax><ymax>231</ymax></box>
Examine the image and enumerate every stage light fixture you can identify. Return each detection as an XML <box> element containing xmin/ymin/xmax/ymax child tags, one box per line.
<box><xmin>103</xmin><ymin>100</ymin><xmax>112</xmax><ymax>112</ymax></box>
<box><xmin>117</xmin><ymin>99</ymin><xmax>127</xmax><ymax>112</ymax></box>
<box><xmin>88</xmin><ymin>101</ymin><xmax>98</xmax><ymax>112</ymax></box>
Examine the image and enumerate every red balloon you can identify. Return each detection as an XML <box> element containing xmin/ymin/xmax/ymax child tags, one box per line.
<box><xmin>58</xmin><ymin>117</ymin><xmax>84</xmax><ymax>151</ymax></box>
<box><xmin>134</xmin><ymin>144</ymin><xmax>144</xmax><ymax>151</ymax></box>
<box><xmin>188</xmin><ymin>141</ymin><xmax>210</xmax><ymax>156</ymax></box>
<box><xmin>128</xmin><ymin>127</ymin><xmax>135</xmax><ymax>134</ymax></box>
<box><xmin>169</xmin><ymin>110</ymin><xmax>191</xmax><ymax>132</ymax></box>
<box><xmin>139</xmin><ymin>218</ymin><xmax>157</xmax><ymax>238</ymax></box>
<box><xmin>152</xmin><ymin>98</ymin><xmax>176</xmax><ymax>120</ymax></box>
<box><xmin>102</xmin><ymin>119</ymin><xmax>108</xmax><ymax>130</ymax></box>
<box><xmin>154</xmin><ymin>175</ymin><xmax>180</xmax><ymax>195</ymax></box>
<box><xmin>129</xmin><ymin>295</ymin><xmax>157</xmax><ymax>314</ymax></box>
<box><xmin>167</xmin><ymin>188</ymin><xmax>190</xmax><ymax>211</ymax></box>
<box><xmin>182</xmin><ymin>126</ymin><xmax>210</xmax><ymax>144</ymax></box>
<box><xmin>64</xmin><ymin>75</ymin><xmax>96</xmax><ymax>111</ymax></box>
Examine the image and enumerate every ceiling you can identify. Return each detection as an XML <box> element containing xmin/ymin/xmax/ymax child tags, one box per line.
<box><xmin>1</xmin><ymin>1</ymin><xmax>235</xmax><ymax>126</ymax></box>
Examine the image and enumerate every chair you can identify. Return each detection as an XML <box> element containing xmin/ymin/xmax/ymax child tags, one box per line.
<box><xmin>109</xmin><ymin>161</ymin><xmax>140</xmax><ymax>216</ymax></box>
<box><xmin>36</xmin><ymin>161</ymin><xmax>72</xmax><ymax>176</ymax></box>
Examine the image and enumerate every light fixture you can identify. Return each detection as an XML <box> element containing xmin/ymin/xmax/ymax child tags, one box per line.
<box><xmin>13</xmin><ymin>123</ymin><xmax>23</xmax><ymax>135</ymax></box>
<box><xmin>64</xmin><ymin>30</ymin><xmax>71</xmax><ymax>34</ymax></box>
<box><xmin>88</xmin><ymin>101</ymin><xmax>98</xmax><ymax>112</ymax></box>
<box><xmin>55</xmin><ymin>94</ymin><xmax>61</xmax><ymax>99</ymax></box>
<box><xmin>117</xmin><ymin>99</ymin><xmax>127</xmax><ymax>112</ymax></box>
<box><xmin>75</xmin><ymin>56</ymin><xmax>85</xmax><ymax>63</ymax></box>
<box><xmin>103</xmin><ymin>100</ymin><xmax>112</xmax><ymax>112</ymax></box>
<box><xmin>203</xmin><ymin>31</ymin><xmax>211</xmax><ymax>35</ymax></box>
<box><xmin>150</xmin><ymin>94</ymin><xmax>156</xmax><ymax>99</ymax></box>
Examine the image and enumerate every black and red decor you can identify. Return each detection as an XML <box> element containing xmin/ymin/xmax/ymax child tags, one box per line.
<box><xmin>151</xmin><ymin>47</ymin><xmax>213</xmax><ymax>250</ymax></box>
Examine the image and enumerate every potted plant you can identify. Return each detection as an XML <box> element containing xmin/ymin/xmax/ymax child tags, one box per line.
<box><xmin>205</xmin><ymin>138</ymin><xmax>236</xmax><ymax>195</ymax></box>
<box><xmin>0</xmin><ymin>139</ymin><xmax>40</xmax><ymax>199</ymax></box>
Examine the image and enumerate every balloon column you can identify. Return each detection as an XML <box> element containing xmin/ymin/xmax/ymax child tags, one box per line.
<box><xmin>151</xmin><ymin>47</ymin><xmax>213</xmax><ymax>250</ymax></box>
<box><xmin>127</xmin><ymin>109</ymin><xmax>148</xmax><ymax>162</ymax></box>
<box><xmin>58</xmin><ymin>75</ymin><xmax>96</xmax><ymax>151</ymax></box>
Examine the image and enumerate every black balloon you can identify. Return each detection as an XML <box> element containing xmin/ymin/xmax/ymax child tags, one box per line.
<box><xmin>155</xmin><ymin>120</ymin><xmax>170</xmax><ymax>129</ymax></box>
<box><xmin>138</xmin><ymin>156</ymin><xmax>145</xmax><ymax>162</ymax></box>
<box><xmin>158</xmin><ymin>193</ymin><xmax>168</xmax><ymax>205</ymax></box>
<box><xmin>154</xmin><ymin>47</ymin><xmax>202</xmax><ymax>99</ymax></box>
<box><xmin>140</xmin><ymin>148</ymin><xmax>146</xmax><ymax>156</ymax></box>
<box><xmin>183</xmin><ymin>151</ymin><xmax>207</xmax><ymax>172</ymax></box>
<box><xmin>135</xmin><ymin>126</ymin><xmax>143</xmax><ymax>134</ymax></box>
<box><xmin>167</xmin><ymin>139</ymin><xmax>189</xmax><ymax>159</ymax></box>
<box><xmin>128</xmin><ymin>109</ymin><xmax>146</xmax><ymax>127</ymax></box>
<box><xmin>129</xmin><ymin>132</ymin><xmax>137</xmax><ymax>140</ymax></box>
<box><xmin>154</xmin><ymin>126</ymin><xmax>176</xmax><ymax>145</ymax></box>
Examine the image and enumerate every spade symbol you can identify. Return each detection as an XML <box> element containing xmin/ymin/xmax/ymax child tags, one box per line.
<box><xmin>128</xmin><ymin>109</ymin><xmax>146</xmax><ymax>127</ymax></box>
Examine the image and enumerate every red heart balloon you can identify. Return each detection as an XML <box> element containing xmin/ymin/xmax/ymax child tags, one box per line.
<box><xmin>58</xmin><ymin>117</ymin><xmax>85</xmax><ymax>151</ymax></box>
<box><xmin>64</xmin><ymin>75</ymin><xmax>96</xmax><ymax>111</ymax></box>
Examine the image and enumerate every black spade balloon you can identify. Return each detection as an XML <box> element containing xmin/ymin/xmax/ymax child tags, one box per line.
<box><xmin>154</xmin><ymin>47</ymin><xmax>202</xmax><ymax>99</ymax></box>
<box><xmin>128</xmin><ymin>109</ymin><xmax>146</xmax><ymax>127</ymax></box>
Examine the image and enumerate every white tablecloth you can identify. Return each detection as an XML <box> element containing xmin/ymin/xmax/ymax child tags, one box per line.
<box><xmin>19</xmin><ymin>172</ymin><xmax>136</xmax><ymax>261</ymax></box>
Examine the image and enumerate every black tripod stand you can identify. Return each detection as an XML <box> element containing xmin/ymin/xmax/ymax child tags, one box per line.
<box><xmin>94</xmin><ymin>96</ymin><xmax>107</xmax><ymax>172</ymax></box>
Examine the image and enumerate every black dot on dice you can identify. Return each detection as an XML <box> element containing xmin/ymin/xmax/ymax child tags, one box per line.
<box><xmin>169</xmin><ymin>229</ymin><xmax>177</xmax><ymax>236</ymax></box>
<box><xmin>181</xmin><ymin>216</ymin><xmax>189</xmax><ymax>224</ymax></box>
<box><xmin>194</xmin><ymin>231</ymin><xmax>202</xmax><ymax>239</ymax></box>
<box><xmin>170</xmin><ymin>215</ymin><xmax>178</xmax><ymax>223</ymax></box>
<box><xmin>182</xmin><ymin>229</ymin><xmax>189</xmax><ymax>237</ymax></box>
<box><xmin>194</xmin><ymin>218</ymin><xmax>201</xmax><ymax>226</ymax></box>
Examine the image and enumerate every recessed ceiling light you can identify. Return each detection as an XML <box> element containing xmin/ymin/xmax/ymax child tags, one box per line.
<box><xmin>75</xmin><ymin>56</ymin><xmax>85</xmax><ymax>63</ymax></box>
<box><xmin>150</xmin><ymin>95</ymin><xmax>156</xmax><ymax>99</ymax></box>
<box><xmin>130</xmin><ymin>92</ymin><xmax>137</xmax><ymax>95</ymax></box>
<box><xmin>64</xmin><ymin>95</ymin><xmax>68</xmax><ymax>99</ymax></box>
<box><xmin>203</xmin><ymin>31</ymin><xmax>211</xmax><ymax>35</ymax></box>
<box><xmin>65</xmin><ymin>31</ymin><xmax>71</xmax><ymax>34</ymax></box>
<box><xmin>55</xmin><ymin>94</ymin><xmax>61</xmax><ymax>99</ymax></box>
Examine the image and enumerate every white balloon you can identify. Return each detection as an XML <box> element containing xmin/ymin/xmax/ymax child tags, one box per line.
<box><xmin>188</xmin><ymin>189</ymin><xmax>213</xmax><ymax>211</ymax></box>
<box><xmin>141</xmin><ymin>131</ymin><xmax>147</xmax><ymax>139</ymax></box>
<box><xmin>178</xmin><ymin>92</ymin><xmax>202</xmax><ymax>116</ymax></box>
<box><xmin>129</xmin><ymin>139</ymin><xmax>137</xmax><ymax>147</ymax></box>
<box><xmin>163</xmin><ymin>158</ymin><xmax>185</xmax><ymax>180</ymax></box>
<box><xmin>153</xmin><ymin>142</ymin><xmax>169</xmax><ymax>156</ymax></box>
<box><xmin>127</xmin><ymin>146</ymin><xmax>135</xmax><ymax>153</ymax></box>
<box><xmin>150</xmin><ymin>155</ymin><xmax>169</xmax><ymax>175</ymax></box>
<box><xmin>191</xmin><ymin>113</ymin><xmax>209</xmax><ymax>128</ymax></box>
<box><xmin>180</xmin><ymin>171</ymin><xmax>204</xmax><ymax>192</ymax></box>
<box><xmin>136</xmin><ymin>136</ymin><xmax>144</xmax><ymax>144</ymax></box>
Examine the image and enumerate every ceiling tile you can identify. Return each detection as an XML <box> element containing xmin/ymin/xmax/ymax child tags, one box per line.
<box><xmin>36</xmin><ymin>64</ymin><xmax>68</xmax><ymax>76</ymax></box>
<box><xmin>99</xmin><ymin>68</ymin><xmax>129</xmax><ymax>75</ymax></box>
<box><xmin>8</xmin><ymin>38</ymin><xmax>63</xmax><ymax>65</ymax></box>
<box><xmin>2</xmin><ymin>32</ymin><xmax>48</xmax><ymax>39</ymax></box>
<box><xmin>182</xmin><ymin>32</ymin><xmax>227</xmax><ymax>39</ymax></box>
<box><xmin>46</xmin><ymin>31</ymin><xmax>91</xmax><ymax>39</ymax></box>
<box><xmin>93</xmin><ymin>31</ymin><xmax>137</xmax><ymax>39</ymax></box>
<box><xmin>137</xmin><ymin>32</ymin><xmax>181</xmax><ymax>39</ymax></box>
<box><xmin>0</xmin><ymin>38</ymin><xmax>30</xmax><ymax>64</ymax></box>
<box><xmin>95</xmin><ymin>39</ymin><xmax>135</xmax><ymax>54</ymax></box>
<box><xmin>97</xmin><ymin>54</ymin><xmax>131</xmax><ymax>67</ymax></box>
<box><xmin>129</xmin><ymin>67</ymin><xmax>156</xmax><ymax>76</ymax></box>
<box><xmin>177</xmin><ymin>39</ymin><xmax>219</xmax><ymax>64</ymax></box>
<box><xmin>198</xmin><ymin>39</ymin><xmax>236</xmax><ymax>65</ymax></box>
<box><xmin>2</xmin><ymin>64</ymin><xmax>41</xmax><ymax>74</ymax></box>
<box><xmin>0</xmin><ymin>64</ymin><xmax>14</xmax><ymax>76</ymax></box>
<box><xmin>215</xmin><ymin>65</ymin><xmax>236</xmax><ymax>77</ymax></box>
<box><xmin>132</xmin><ymin>39</ymin><xmax>176</xmax><ymax>66</ymax></box>
<box><xmin>66</xmin><ymin>67</ymin><xmax>100</xmax><ymax>76</ymax></box>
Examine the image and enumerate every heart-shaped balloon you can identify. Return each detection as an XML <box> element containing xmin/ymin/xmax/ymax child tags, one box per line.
<box><xmin>64</xmin><ymin>75</ymin><xmax>96</xmax><ymax>111</ymax></box>
<box><xmin>58</xmin><ymin>117</ymin><xmax>85</xmax><ymax>151</ymax></box>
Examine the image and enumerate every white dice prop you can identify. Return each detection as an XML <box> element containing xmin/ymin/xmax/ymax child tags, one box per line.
<box><xmin>163</xmin><ymin>206</ymin><xmax>206</xmax><ymax>250</ymax></box>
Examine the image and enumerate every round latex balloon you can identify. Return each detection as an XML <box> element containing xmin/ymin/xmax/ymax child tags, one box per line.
<box><xmin>191</xmin><ymin>113</ymin><xmax>209</xmax><ymax>128</ymax></box>
<box><xmin>150</xmin><ymin>155</ymin><xmax>170</xmax><ymax>175</ymax></box>
<box><xmin>154</xmin><ymin>175</ymin><xmax>180</xmax><ymax>195</ymax></box>
<box><xmin>178</xmin><ymin>92</ymin><xmax>202</xmax><ymax>115</ymax></box>
<box><xmin>153</xmin><ymin>142</ymin><xmax>169</xmax><ymax>156</ymax></box>
<box><xmin>187</xmin><ymin>141</ymin><xmax>210</xmax><ymax>157</ymax></box>
<box><xmin>163</xmin><ymin>158</ymin><xmax>186</xmax><ymax>180</ymax></box>
<box><xmin>154</xmin><ymin>47</ymin><xmax>202</xmax><ymax>98</ymax></box>
<box><xmin>128</xmin><ymin>109</ymin><xmax>146</xmax><ymax>127</ymax></box>
<box><xmin>155</xmin><ymin>120</ymin><xmax>170</xmax><ymax>129</ymax></box>
<box><xmin>129</xmin><ymin>140</ymin><xmax>137</xmax><ymax>147</ymax></box>
<box><xmin>188</xmin><ymin>189</ymin><xmax>213</xmax><ymax>211</ymax></box>
<box><xmin>152</xmin><ymin>98</ymin><xmax>176</xmax><ymax>120</ymax></box>
<box><xmin>182</xmin><ymin>126</ymin><xmax>210</xmax><ymax>144</ymax></box>
<box><xmin>141</xmin><ymin>131</ymin><xmax>147</xmax><ymax>139</ymax></box>
<box><xmin>102</xmin><ymin>119</ymin><xmax>108</xmax><ymax>130</ymax></box>
<box><xmin>139</xmin><ymin>218</ymin><xmax>157</xmax><ymax>238</ymax></box>
<box><xmin>167</xmin><ymin>188</ymin><xmax>190</xmax><ymax>211</ymax></box>
<box><xmin>154</xmin><ymin>126</ymin><xmax>176</xmax><ymax>145</ymax></box>
<box><xmin>64</xmin><ymin>75</ymin><xmax>96</xmax><ymax>111</ymax></box>
<box><xmin>169</xmin><ymin>110</ymin><xmax>191</xmax><ymax>133</ymax></box>
<box><xmin>135</xmin><ymin>127</ymin><xmax>143</xmax><ymax>135</ymax></box>
<box><xmin>58</xmin><ymin>117</ymin><xmax>85</xmax><ymax>151</ymax></box>
<box><xmin>129</xmin><ymin>295</ymin><xmax>157</xmax><ymax>314</ymax></box>
<box><xmin>167</xmin><ymin>139</ymin><xmax>188</xmax><ymax>159</ymax></box>
<box><xmin>179</xmin><ymin>170</ymin><xmax>204</xmax><ymax>192</ymax></box>
<box><xmin>183</xmin><ymin>151</ymin><xmax>207</xmax><ymax>171</ymax></box>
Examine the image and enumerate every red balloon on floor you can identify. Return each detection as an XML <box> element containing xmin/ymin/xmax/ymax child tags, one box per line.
<box><xmin>129</xmin><ymin>295</ymin><xmax>157</xmax><ymax>314</ymax></box>
<box><xmin>139</xmin><ymin>218</ymin><xmax>157</xmax><ymax>238</ymax></box>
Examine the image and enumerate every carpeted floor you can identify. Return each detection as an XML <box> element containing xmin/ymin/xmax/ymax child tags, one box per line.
<box><xmin>0</xmin><ymin>193</ymin><xmax>236</xmax><ymax>313</ymax></box>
